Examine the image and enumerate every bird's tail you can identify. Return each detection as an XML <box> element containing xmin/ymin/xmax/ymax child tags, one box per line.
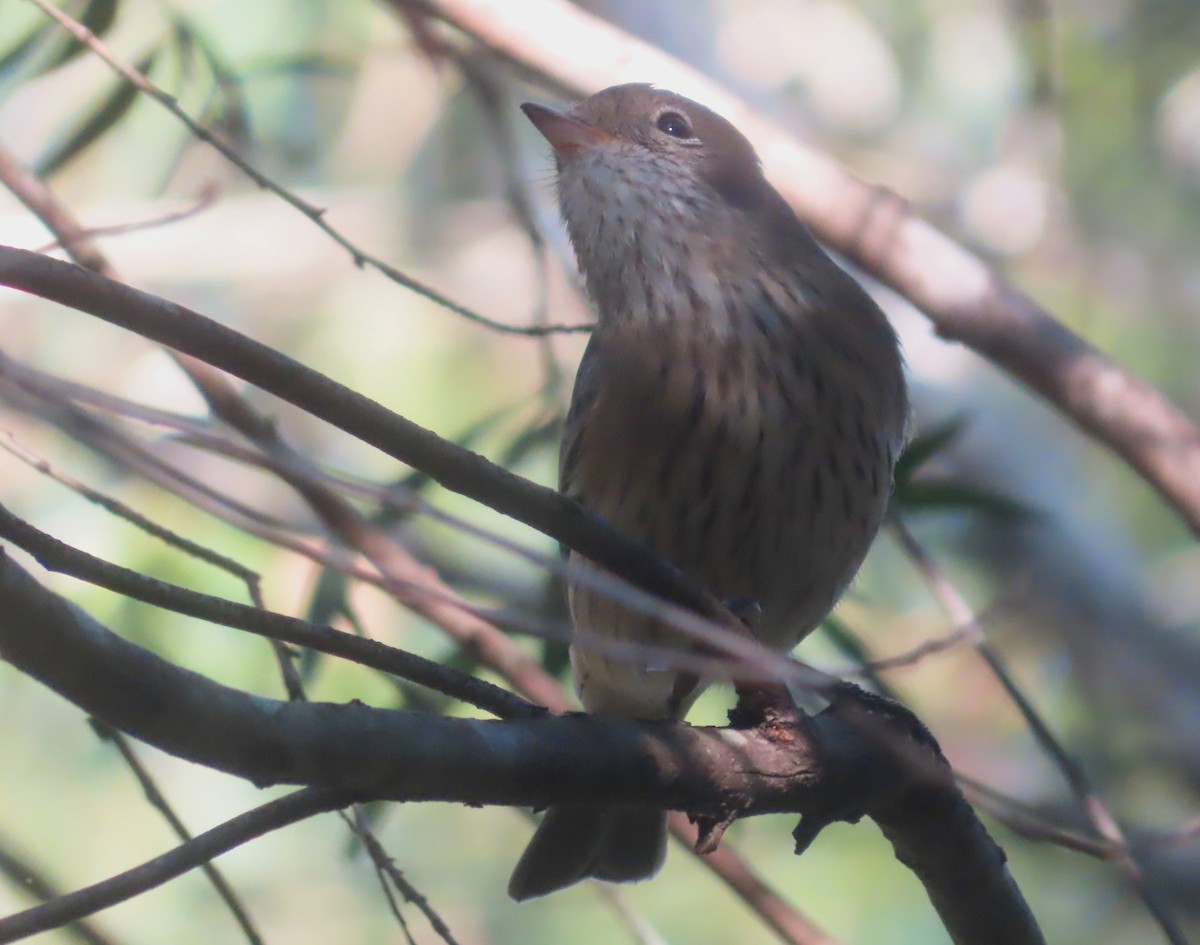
<box><xmin>507</xmin><ymin>805</ymin><xmax>667</xmax><ymax>900</ymax></box>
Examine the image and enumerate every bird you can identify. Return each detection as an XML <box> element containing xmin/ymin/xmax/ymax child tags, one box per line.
<box><xmin>509</xmin><ymin>83</ymin><xmax>909</xmax><ymax>900</ymax></box>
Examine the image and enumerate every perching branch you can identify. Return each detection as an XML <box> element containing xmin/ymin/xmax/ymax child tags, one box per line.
<box><xmin>0</xmin><ymin>550</ymin><xmax>1045</xmax><ymax>945</ymax></box>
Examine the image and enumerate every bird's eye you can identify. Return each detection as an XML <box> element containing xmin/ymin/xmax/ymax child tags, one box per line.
<box><xmin>655</xmin><ymin>111</ymin><xmax>694</xmax><ymax>140</ymax></box>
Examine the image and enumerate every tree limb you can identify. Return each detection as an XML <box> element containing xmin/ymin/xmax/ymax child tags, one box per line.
<box><xmin>0</xmin><ymin>245</ymin><xmax>811</xmax><ymax>691</ymax></box>
<box><xmin>397</xmin><ymin>0</ymin><xmax>1200</xmax><ymax>539</ymax></box>
<box><xmin>0</xmin><ymin>549</ymin><xmax>1044</xmax><ymax>945</ymax></box>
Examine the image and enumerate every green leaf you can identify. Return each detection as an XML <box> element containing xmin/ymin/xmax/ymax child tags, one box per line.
<box><xmin>893</xmin><ymin>414</ymin><xmax>968</xmax><ymax>487</ymax></box>
<box><xmin>895</xmin><ymin>480</ymin><xmax>1040</xmax><ymax>522</ymax></box>
<box><xmin>299</xmin><ymin>567</ymin><xmax>355</xmax><ymax>682</ymax></box>
<box><xmin>0</xmin><ymin>20</ymin><xmax>53</xmax><ymax>85</ymax></box>
<box><xmin>539</xmin><ymin>637</ymin><xmax>571</xmax><ymax>678</ymax></box>
<box><xmin>36</xmin><ymin>46</ymin><xmax>158</xmax><ymax>177</ymax></box>
<box><xmin>498</xmin><ymin>414</ymin><xmax>561</xmax><ymax>470</ymax></box>
<box><xmin>305</xmin><ymin>565</ymin><xmax>352</xmax><ymax>628</ymax></box>
<box><xmin>818</xmin><ymin>616</ymin><xmax>899</xmax><ymax>701</ymax></box>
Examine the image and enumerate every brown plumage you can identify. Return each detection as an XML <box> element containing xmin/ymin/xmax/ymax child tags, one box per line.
<box><xmin>510</xmin><ymin>84</ymin><xmax>908</xmax><ymax>900</ymax></box>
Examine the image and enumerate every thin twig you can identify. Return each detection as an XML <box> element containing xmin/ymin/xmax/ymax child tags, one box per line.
<box><xmin>0</xmin><ymin>500</ymin><xmax>539</xmax><ymax>720</ymax></box>
<box><xmin>23</xmin><ymin>0</ymin><xmax>588</xmax><ymax>338</ymax></box>
<box><xmin>0</xmin><ymin>838</ymin><xmax>120</xmax><ymax>945</ymax></box>
<box><xmin>958</xmin><ymin>775</ymin><xmax>1118</xmax><ymax>859</ymax></box>
<box><xmin>845</xmin><ymin>589</ymin><xmax>1017</xmax><ymax>676</ymax></box>
<box><xmin>0</xmin><ymin>431</ymin><xmax>262</xmax><ymax>595</ymax></box>
<box><xmin>0</xmin><ymin>788</ymin><xmax>350</xmax><ymax>945</ymax></box>
<box><xmin>400</xmin><ymin>10</ymin><xmax>570</xmax><ymax>394</ymax></box>
<box><xmin>892</xmin><ymin>517</ymin><xmax>1189</xmax><ymax>945</ymax></box>
<box><xmin>0</xmin><ymin>143</ymin><xmax>112</xmax><ymax>276</ymax></box>
<box><xmin>345</xmin><ymin>810</ymin><xmax>463</xmax><ymax>945</ymax></box>
<box><xmin>89</xmin><ymin>721</ymin><xmax>266</xmax><ymax>945</ymax></box>
<box><xmin>33</xmin><ymin>185</ymin><xmax>222</xmax><ymax>255</ymax></box>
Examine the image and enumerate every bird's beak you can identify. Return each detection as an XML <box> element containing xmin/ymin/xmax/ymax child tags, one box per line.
<box><xmin>521</xmin><ymin>102</ymin><xmax>613</xmax><ymax>158</ymax></box>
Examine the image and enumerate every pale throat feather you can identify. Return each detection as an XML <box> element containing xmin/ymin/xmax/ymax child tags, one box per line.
<box><xmin>557</xmin><ymin>145</ymin><xmax>754</xmax><ymax>336</ymax></box>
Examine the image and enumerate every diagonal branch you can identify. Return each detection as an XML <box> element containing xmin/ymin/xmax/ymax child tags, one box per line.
<box><xmin>397</xmin><ymin>0</ymin><xmax>1200</xmax><ymax>538</ymax></box>
<box><xmin>0</xmin><ymin>245</ymin><xmax>806</xmax><ymax>691</ymax></box>
<box><xmin>0</xmin><ymin>499</ymin><xmax>534</xmax><ymax>720</ymax></box>
<box><xmin>23</xmin><ymin>0</ymin><xmax>587</xmax><ymax>338</ymax></box>
<box><xmin>0</xmin><ymin>786</ymin><xmax>348</xmax><ymax>945</ymax></box>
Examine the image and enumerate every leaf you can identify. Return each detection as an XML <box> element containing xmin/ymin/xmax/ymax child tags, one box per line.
<box><xmin>539</xmin><ymin>637</ymin><xmax>570</xmax><ymax>678</ymax></box>
<box><xmin>299</xmin><ymin>567</ymin><xmax>354</xmax><ymax>682</ymax></box>
<box><xmin>305</xmin><ymin>565</ymin><xmax>352</xmax><ymax>628</ymax></box>
<box><xmin>893</xmin><ymin>414</ymin><xmax>968</xmax><ymax>487</ymax></box>
<box><xmin>895</xmin><ymin>480</ymin><xmax>1040</xmax><ymax>522</ymax></box>
<box><xmin>892</xmin><ymin>414</ymin><xmax>1035</xmax><ymax>522</ymax></box>
<box><xmin>818</xmin><ymin>616</ymin><xmax>899</xmax><ymax>701</ymax></box>
<box><xmin>35</xmin><ymin>46</ymin><xmax>158</xmax><ymax>177</ymax></box>
<box><xmin>0</xmin><ymin>20</ymin><xmax>53</xmax><ymax>85</ymax></box>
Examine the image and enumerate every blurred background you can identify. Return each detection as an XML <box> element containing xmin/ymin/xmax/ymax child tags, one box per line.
<box><xmin>0</xmin><ymin>0</ymin><xmax>1198</xmax><ymax>943</ymax></box>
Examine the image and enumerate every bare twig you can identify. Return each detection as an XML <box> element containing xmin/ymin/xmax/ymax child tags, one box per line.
<box><xmin>0</xmin><ymin>838</ymin><xmax>120</xmax><ymax>945</ymax></box>
<box><xmin>892</xmin><ymin>518</ymin><xmax>1189</xmax><ymax>945</ymax></box>
<box><xmin>0</xmin><ymin>500</ymin><xmax>539</xmax><ymax>719</ymax></box>
<box><xmin>958</xmin><ymin>775</ymin><xmax>1117</xmax><ymax>860</ymax></box>
<box><xmin>0</xmin><ymin>143</ymin><xmax>113</xmax><ymax>276</ymax></box>
<box><xmin>0</xmin><ymin>431</ymin><xmax>262</xmax><ymax>596</ymax></box>
<box><xmin>0</xmin><ymin>788</ymin><xmax>349</xmax><ymax>945</ymax></box>
<box><xmin>32</xmin><ymin>185</ymin><xmax>221</xmax><ymax>255</ymax></box>
<box><xmin>345</xmin><ymin>810</ymin><xmax>463</xmax><ymax>945</ymax></box>
<box><xmin>88</xmin><ymin>722</ymin><xmax>266</xmax><ymax>945</ymax></box>
<box><xmin>22</xmin><ymin>0</ymin><xmax>588</xmax><ymax>338</ymax></box>
<box><xmin>399</xmin><ymin>9</ymin><xmax>570</xmax><ymax>395</ymax></box>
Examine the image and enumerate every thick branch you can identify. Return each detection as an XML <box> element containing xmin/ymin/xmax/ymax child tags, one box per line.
<box><xmin>401</xmin><ymin>0</ymin><xmax>1200</xmax><ymax>538</ymax></box>
<box><xmin>0</xmin><ymin>550</ymin><xmax>1044</xmax><ymax>945</ymax></box>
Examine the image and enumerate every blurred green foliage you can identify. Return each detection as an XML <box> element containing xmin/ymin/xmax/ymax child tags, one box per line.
<box><xmin>1</xmin><ymin>1</ymin><xmax>1198</xmax><ymax>944</ymax></box>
